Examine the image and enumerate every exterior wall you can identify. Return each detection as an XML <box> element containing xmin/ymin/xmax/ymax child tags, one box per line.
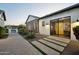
<box><xmin>8</xmin><ymin>29</ymin><xmax>18</xmax><ymax>34</ymax></box>
<box><xmin>0</xmin><ymin>13</ymin><xmax>5</xmax><ymax>27</ymax></box>
<box><xmin>27</xmin><ymin>21</ymin><xmax>34</xmax><ymax>31</ymax></box>
<box><xmin>39</xmin><ymin>8</ymin><xmax>79</xmax><ymax>40</ymax></box>
<box><xmin>26</xmin><ymin>15</ymin><xmax>39</xmax><ymax>33</ymax></box>
<box><xmin>6</xmin><ymin>26</ymin><xmax>18</xmax><ymax>34</ymax></box>
<box><xmin>39</xmin><ymin>19</ymin><xmax>50</xmax><ymax>35</ymax></box>
<box><xmin>27</xmin><ymin>20</ymin><xmax>39</xmax><ymax>33</ymax></box>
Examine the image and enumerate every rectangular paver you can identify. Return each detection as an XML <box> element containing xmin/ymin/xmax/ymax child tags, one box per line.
<box><xmin>32</xmin><ymin>41</ymin><xmax>60</xmax><ymax>55</ymax></box>
<box><xmin>39</xmin><ymin>39</ymin><xmax>64</xmax><ymax>52</ymax></box>
<box><xmin>44</xmin><ymin>38</ymin><xmax>67</xmax><ymax>47</ymax></box>
<box><xmin>48</xmin><ymin>36</ymin><xmax>70</xmax><ymax>43</ymax></box>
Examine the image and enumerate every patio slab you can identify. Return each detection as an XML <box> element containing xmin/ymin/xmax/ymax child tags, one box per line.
<box><xmin>38</xmin><ymin>39</ymin><xmax>64</xmax><ymax>52</ymax></box>
<box><xmin>31</xmin><ymin>41</ymin><xmax>60</xmax><ymax>55</ymax></box>
<box><xmin>44</xmin><ymin>38</ymin><xmax>67</xmax><ymax>47</ymax></box>
<box><xmin>48</xmin><ymin>36</ymin><xmax>70</xmax><ymax>43</ymax></box>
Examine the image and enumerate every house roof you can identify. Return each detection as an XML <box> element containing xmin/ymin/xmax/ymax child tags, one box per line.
<box><xmin>39</xmin><ymin>3</ymin><xmax>79</xmax><ymax>19</ymax></box>
<box><xmin>25</xmin><ymin>15</ymin><xmax>39</xmax><ymax>24</ymax></box>
<box><xmin>0</xmin><ymin>10</ymin><xmax>6</xmax><ymax>21</ymax></box>
<box><xmin>5</xmin><ymin>25</ymin><xmax>18</xmax><ymax>28</ymax></box>
<box><xmin>3</xmin><ymin>12</ymin><xmax>6</xmax><ymax>21</ymax></box>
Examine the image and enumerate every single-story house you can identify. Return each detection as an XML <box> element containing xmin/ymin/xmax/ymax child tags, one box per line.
<box><xmin>25</xmin><ymin>4</ymin><xmax>79</xmax><ymax>41</ymax></box>
<box><xmin>5</xmin><ymin>25</ymin><xmax>18</xmax><ymax>34</ymax></box>
<box><xmin>0</xmin><ymin>10</ymin><xmax>6</xmax><ymax>27</ymax></box>
<box><xmin>25</xmin><ymin>15</ymin><xmax>39</xmax><ymax>33</ymax></box>
<box><xmin>38</xmin><ymin>3</ymin><xmax>79</xmax><ymax>40</ymax></box>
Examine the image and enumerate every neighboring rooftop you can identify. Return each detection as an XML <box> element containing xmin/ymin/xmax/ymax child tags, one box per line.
<box><xmin>39</xmin><ymin>3</ymin><xmax>79</xmax><ymax>19</ymax></box>
<box><xmin>0</xmin><ymin>9</ymin><xmax>6</xmax><ymax>21</ymax></box>
<box><xmin>5</xmin><ymin>25</ymin><xmax>18</xmax><ymax>27</ymax></box>
<box><xmin>25</xmin><ymin>15</ymin><xmax>39</xmax><ymax>23</ymax></box>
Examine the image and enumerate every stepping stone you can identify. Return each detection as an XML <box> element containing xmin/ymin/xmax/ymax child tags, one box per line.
<box><xmin>39</xmin><ymin>39</ymin><xmax>64</xmax><ymax>52</ymax></box>
<box><xmin>44</xmin><ymin>38</ymin><xmax>67</xmax><ymax>47</ymax></box>
<box><xmin>25</xmin><ymin>42</ymin><xmax>43</xmax><ymax>55</ymax></box>
<box><xmin>32</xmin><ymin>41</ymin><xmax>60</xmax><ymax>55</ymax></box>
<box><xmin>48</xmin><ymin>36</ymin><xmax>70</xmax><ymax>43</ymax></box>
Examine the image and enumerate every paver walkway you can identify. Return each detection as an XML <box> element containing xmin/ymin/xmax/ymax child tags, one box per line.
<box><xmin>30</xmin><ymin>37</ymin><xmax>70</xmax><ymax>55</ymax></box>
<box><xmin>0</xmin><ymin>33</ymin><xmax>42</xmax><ymax>55</ymax></box>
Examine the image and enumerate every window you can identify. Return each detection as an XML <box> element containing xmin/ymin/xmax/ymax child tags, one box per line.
<box><xmin>42</xmin><ymin>21</ymin><xmax>45</xmax><ymax>26</ymax></box>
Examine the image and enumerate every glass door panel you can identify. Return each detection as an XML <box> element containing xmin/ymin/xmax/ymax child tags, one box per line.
<box><xmin>59</xmin><ymin>22</ymin><xmax>64</xmax><ymax>35</ymax></box>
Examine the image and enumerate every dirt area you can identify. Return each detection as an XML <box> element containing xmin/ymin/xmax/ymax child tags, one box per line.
<box><xmin>62</xmin><ymin>40</ymin><xmax>79</xmax><ymax>55</ymax></box>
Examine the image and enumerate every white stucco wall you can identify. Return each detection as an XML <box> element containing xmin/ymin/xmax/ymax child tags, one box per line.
<box><xmin>8</xmin><ymin>28</ymin><xmax>18</xmax><ymax>34</ymax></box>
<box><xmin>0</xmin><ymin>13</ymin><xmax>5</xmax><ymax>27</ymax></box>
<box><xmin>0</xmin><ymin>19</ymin><xmax>4</xmax><ymax>27</ymax></box>
<box><xmin>39</xmin><ymin>8</ymin><xmax>79</xmax><ymax>40</ymax></box>
<box><xmin>39</xmin><ymin>18</ymin><xmax>50</xmax><ymax>35</ymax></box>
<box><xmin>6</xmin><ymin>26</ymin><xmax>18</xmax><ymax>34</ymax></box>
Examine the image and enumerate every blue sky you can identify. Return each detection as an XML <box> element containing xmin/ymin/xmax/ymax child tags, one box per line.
<box><xmin>0</xmin><ymin>3</ymin><xmax>75</xmax><ymax>25</ymax></box>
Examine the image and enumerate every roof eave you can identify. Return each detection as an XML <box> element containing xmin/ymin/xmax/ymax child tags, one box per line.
<box><xmin>39</xmin><ymin>3</ymin><xmax>79</xmax><ymax>19</ymax></box>
<box><xmin>3</xmin><ymin>12</ymin><xmax>6</xmax><ymax>21</ymax></box>
<box><xmin>25</xmin><ymin>15</ymin><xmax>39</xmax><ymax>24</ymax></box>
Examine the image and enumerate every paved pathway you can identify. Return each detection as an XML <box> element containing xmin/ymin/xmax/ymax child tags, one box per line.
<box><xmin>0</xmin><ymin>33</ymin><xmax>42</xmax><ymax>55</ymax></box>
<box><xmin>0</xmin><ymin>33</ymin><xmax>73</xmax><ymax>55</ymax></box>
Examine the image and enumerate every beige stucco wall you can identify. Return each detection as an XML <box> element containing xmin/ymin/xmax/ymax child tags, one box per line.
<box><xmin>39</xmin><ymin>8</ymin><xmax>79</xmax><ymax>40</ymax></box>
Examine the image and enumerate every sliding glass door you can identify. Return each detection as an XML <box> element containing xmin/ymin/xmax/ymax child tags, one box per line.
<box><xmin>50</xmin><ymin>16</ymin><xmax>71</xmax><ymax>38</ymax></box>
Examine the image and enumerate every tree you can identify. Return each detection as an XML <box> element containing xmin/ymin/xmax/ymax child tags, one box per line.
<box><xmin>18</xmin><ymin>25</ymin><xmax>28</xmax><ymax>35</ymax></box>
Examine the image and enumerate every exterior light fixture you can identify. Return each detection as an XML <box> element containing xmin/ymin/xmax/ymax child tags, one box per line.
<box><xmin>46</xmin><ymin>23</ymin><xmax>49</xmax><ymax>25</ymax></box>
<box><xmin>77</xmin><ymin>19</ymin><xmax>79</xmax><ymax>22</ymax></box>
<box><xmin>46</xmin><ymin>22</ymin><xmax>49</xmax><ymax>25</ymax></box>
<box><xmin>72</xmin><ymin>19</ymin><xmax>79</xmax><ymax>28</ymax></box>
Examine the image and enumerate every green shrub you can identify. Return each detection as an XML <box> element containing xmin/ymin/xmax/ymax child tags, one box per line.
<box><xmin>18</xmin><ymin>28</ymin><xmax>28</xmax><ymax>35</ymax></box>
<box><xmin>0</xmin><ymin>33</ymin><xmax>8</xmax><ymax>39</ymax></box>
<box><xmin>18</xmin><ymin>25</ymin><xmax>35</xmax><ymax>39</ymax></box>
<box><xmin>0</xmin><ymin>27</ymin><xmax>5</xmax><ymax>35</ymax></box>
<box><xmin>73</xmin><ymin>26</ymin><xmax>79</xmax><ymax>40</ymax></box>
<box><xmin>73</xmin><ymin>26</ymin><xmax>79</xmax><ymax>33</ymax></box>
<box><xmin>0</xmin><ymin>27</ymin><xmax>8</xmax><ymax>39</ymax></box>
<box><xmin>24</xmin><ymin>32</ymin><xmax>35</xmax><ymax>39</ymax></box>
<box><xmin>18</xmin><ymin>25</ymin><xmax>28</xmax><ymax>35</ymax></box>
<box><xmin>5</xmin><ymin>29</ymin><xmax>8</xmax><ymax>33</ymax></box>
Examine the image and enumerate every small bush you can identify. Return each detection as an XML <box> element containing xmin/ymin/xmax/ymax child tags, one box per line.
<box><xmin>24</xmin><ymin>32</ymin><xmax>35</xmax><ymax>39</ymax></box>
<box><xmin>0</xmin><ymin>27</ymin><xmax>8</xmax><ymax>39</ymax></box>
<box><xmin>5</xmin><ymin>29</ymin><xmax>8</xmax><ymax>33</ymax></box>
<box><xmin>18</xmin><ymin>28</ymin><xmax>28</xmax><ymax>35</ymax></box>
<box><xmin>73</xmin><ymin>26</ymin><xmax>79</xmax><ymax>33</ymax></box>
<box><xmin>73</xmin><ymin>26</ymin><xmax>79</xmax><ymax>40</ymax></box>
<box><xmin>0</xmin><ymin>33</ymin><xmax>8</xmax><ymax>39</ymax></box>
<box><xmin>0</xmin><ymin>27</ymin><xmax>5</xmax><ymax>35</ymax></box>
<box><xmin>18</xmin><ymin>25</ymin><xmax>35</xmax><ymax>39</ymax></box>
<box><xmin>18</xmin><ymin>25</ymin><xmax>28</xmax><ymax>35</ymax></box>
